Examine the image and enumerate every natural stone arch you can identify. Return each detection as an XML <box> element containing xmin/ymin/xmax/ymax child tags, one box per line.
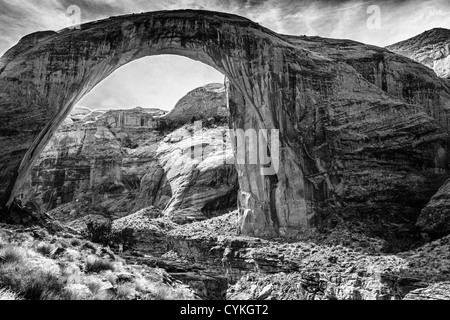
<box><xmin>0</xmin><ymin>10</ymin><xmax>446</xmax><ymax>239</ymax></box>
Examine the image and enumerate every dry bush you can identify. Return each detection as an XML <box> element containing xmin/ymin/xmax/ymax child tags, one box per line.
<box><xmin>36</xmin><ymin>242</ymin><xmax>53</xmax><ymax>256</ymax></box>
<box><xmin>85</xmin><ymin>256</ymin><xmax>114</xmax><ymax>273</ymax></box>
<box><xmin>0</xmin><ymin>246</ymin><xmax>25</xmax><ymax>264</ymax></box>
<box><xmin>0</xmin><ymin>261</ymin><xmax>69</xmax><ymax>300</ymax></box>
<box><xmin>116</xmin><ymin>283</ymin><xmax>135</xmax><ymax>300</ymax></box>
<box><xmin>70</xmin><ymin>238</ymin><xmax>82</xmax><ymax>247</ymax></box>
<box><xmin>0</xmin><ymin>288</ymin><xmax>21</xmax><ymax>300</ymax></box>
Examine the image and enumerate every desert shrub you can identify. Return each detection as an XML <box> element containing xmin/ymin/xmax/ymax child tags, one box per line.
<box><xmin>111</xmin><ymin>228</ymin><xmax>135</xmax><ymax>250</ymax></box>
<box><xmin>83</xmin><ymin>221</ymin><xmax>112</xmax><ymax>246</ymax></box>
<box><xmin>0</xmin><ymin>262</ymin><xmax>69</xmax><ymax>300</ymax></box>
<box><xmin>83</xmin><ymin>220</ymin><xmax>135</xmax><ymax>250</ymax></box>
<box><xmin>116</xmin><ymin>283</ymin><xmax>135</xmax><ymax>300</ymax></box>
<box><xmin>70</xmin><ymin>238</ymin><xmax>82</xmax><ymax>247</ymax></box>
<box><xmin>0</xmin><ymin>246</ymin><xmax>25</xmax><ymax>265</ymax></box>
<box><xmin>82</xmin><ymin>241</ymin><xmax>97</xmax><ymax>251</ymax></box>
<box><xmin>36</xmin><ymin>242</ymin><xmax>53</xmax><ymax>256</ymax></box>
<box><xmin>0</xmin><ymin>288</ymin><xmax>21</xmax><ymax>300</ymax></box>
<box><xmin>84</xmin><ymin>276</ymin><xmax>103</xmax><ymax>294</ymax></box>
<box><xmin>152</xmin><ymin>284</ymin><xmax>186</xmax><ymax>300</ymax></box>
<box><xmin>85</xmin><ymin>256</ymin><xmax>114</xmax><ymax>273</ymax></box>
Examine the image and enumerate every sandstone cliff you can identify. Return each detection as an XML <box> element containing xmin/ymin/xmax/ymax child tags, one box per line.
<box><xmin>384</xmin><ymin>28</ymin><xmax>450</xmax><ymax>238</ymax></box>
<box><xmin>19</xmin><ymin>84</ymin><xmax>237</xmax><ymax>222</ymax></box>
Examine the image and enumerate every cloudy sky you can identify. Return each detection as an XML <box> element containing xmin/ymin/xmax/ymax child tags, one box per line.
<box><xmin>1</xmin><ymin>0</ymin><xmax>449</xmax><ymax>110</ymax></box>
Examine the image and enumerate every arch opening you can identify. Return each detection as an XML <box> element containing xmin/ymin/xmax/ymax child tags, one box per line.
<box><xmin>17</xmin><ymin>54</ymin><xmax>239</xmax><ymax>221</ymax></box>
<box><xmin>0</xmin><ymin>11</ymin><xmax>295</xmax><ymax>238</ymax></box>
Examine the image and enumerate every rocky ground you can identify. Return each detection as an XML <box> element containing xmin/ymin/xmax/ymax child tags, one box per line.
<box><xmin>107</xmin><ymin>209</ymin><xmax>450</xmax><ymax>300</ymax></box>
<box><xmin>0</xmin><ymin>220</ymin><xmax>197</xmax><ymax>300</ymax></box>
<box><xmin>3</xmin><ymin>205</ymin><xmax>450</xmax><ymax>300</ymax></box>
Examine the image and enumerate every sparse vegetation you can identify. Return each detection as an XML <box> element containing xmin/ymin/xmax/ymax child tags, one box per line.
<box><xmin>0</xmin><ymin>226</ymin><xmax>194</xmax><ymax>301</ymax></box>
<box><xmin>0</xmin><ymin>246</ymin><xmax>25</xmax><ymax>265</ymax></box>
<box><xmin>70</xmin><ymin>238</ymin><xmax>82</xmax><ymax>247</ymax></box>
<box><xmin>0</xmin><ymin>288</ymin><xmax>21</xmax><ymax>300</ymax></box>
<box><xmin>111</xmin><ymin>228</ymin><xmax>135</xmax><ymax>250</ymax></box>
<box><xmin>152</xmin><ymin>284</ymin><xmax>188</xmax><ymax>300</ymax></box>
<box><xmin>85</xmin><ymin>256</ymin><xmax>115</xmax><ymax>273</ymax></box>
<box><xmin>36</xmin><ymin>242</ymin><xmax>53</xmax><ymax>256</ymax></box>
<box><xmin>0</xmin><ymin>258</ymin><xmax>69</xmax><ymax>300</ymax></box>
<box><xmin>83</xmin><ymin>220</ymin><xmax>135</xmax><ymax>251</ymax></box>
<box><xmin>82</xmin><ymin>241</ymin><xmax>97</xmax><ymax>251</ymax></box>
<box><xmin>83</xmin><ymin>221</ymin><xmax>112</xmax><ymax>246</ymax></box>
<box><xmin>116</xmin><ymin>283</ymin><xmax>135</xmax><ymax>300</ymax></box>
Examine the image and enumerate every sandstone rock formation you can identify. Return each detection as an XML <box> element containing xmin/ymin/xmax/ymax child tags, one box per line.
<box><xmin>387</xmin><ymin>28</ymin><xmax>450</xmax><ymax>79</ymax></box>
<box><xmin>164</xmin><ymin>83</ymin><xmax>229</xmax><ymax>126</ymax></box>
<box><xmin>19</xmin><ymin>85</ymin><xmax>237</xmax><ymax>221</ymax></box>
<box><xmin>1</xmin><ymin>10</ymin><xmax>450</xmax><ymax>240</ymax></box>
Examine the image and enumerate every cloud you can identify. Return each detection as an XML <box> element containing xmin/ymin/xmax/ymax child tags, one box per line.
<box><xmin>1</xmin><ymin>0</ymin><xmax>449</xmax><ymax>110</ymax></box>
<box><xmin>2</xmin><ymin>0</ymin><xmax>449</xmax><ymax>54</ymax></box>
<box><xmin>78</xmin><ymin>55</ymin><xmax>225</xmax><ymax>111</ymax></box>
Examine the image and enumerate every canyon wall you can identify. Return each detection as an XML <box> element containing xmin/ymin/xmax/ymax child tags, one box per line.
<box><xmin>386</xmin><ymin>29</ymin><xmax>450</xmax><ymax>237</ymax></box>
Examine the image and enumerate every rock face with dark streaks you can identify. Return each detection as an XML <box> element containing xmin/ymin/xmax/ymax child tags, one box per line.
<box><xmin>1</xmin><ymin>10</ymin><xmax>450</xmax><ymax>240</ymax></box>
<box><xmin>19</xmin><ymin>84</ymin><xmax>238</xmax><ymax>221</ymax></box>
<box><xmin>417</xmin><ymin>179</ymin><xmax>450</xmax><ymax>238</ymax></box>
<box><xmin>384</xmin><ymin>28</ymin><xmax>450</xmax><ymax>237</ymax></box>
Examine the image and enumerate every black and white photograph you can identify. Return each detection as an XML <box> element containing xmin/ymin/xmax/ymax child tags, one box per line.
<box><xmin>0</xmin><ymin>0</ymin><xmax>450</xmax><ymax>307</ymax></box>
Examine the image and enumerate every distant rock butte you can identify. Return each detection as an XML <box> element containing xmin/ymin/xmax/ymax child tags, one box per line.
<box><xmin>1</xmin><ymin>10</ymin><xmax>450</xmax><ymax>239</ymax></box>
<box><xmin>164</xmin><ymin>83</ymin><xmax>229</xmax><ymax>126</ymax></box>
<box><xmin>387</xmin><ymin>28</ymin><xmax>450</xmax><ymax>79</ymax></box>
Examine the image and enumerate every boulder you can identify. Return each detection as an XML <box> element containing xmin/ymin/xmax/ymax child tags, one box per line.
<box><xmin>404</xmin><ymin>282</ymin><xmax>450</xmax><ymax>300</ymax></box>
